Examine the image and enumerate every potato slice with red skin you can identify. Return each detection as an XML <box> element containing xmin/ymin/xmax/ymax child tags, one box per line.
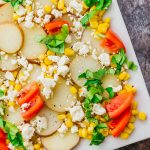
<box><xmin>41</xmin><ymin>132</ymin><xmax>80</xmax><ymax>150</ymax></box>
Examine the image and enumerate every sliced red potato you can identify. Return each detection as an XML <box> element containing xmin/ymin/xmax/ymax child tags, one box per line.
<box><xmin>20</xmin><ymin>23</ymin><xmax>47</xmax><ymax>60</ymax></box>
<box><xmin>70</xmin><ymin>55</ymin><xmax>101</xmax><ymax>86</ymax></box>
<box><xmin>0</xmin><ymin>54</ymin><xmax>18</xmax><ymax>71</ymax></box>
<box><xmin>0</xmin><ymin>23</ymin><xmax>23</xmax><ymax>53</ymax></box>
<box><xmin>0</xmin><ymin>3</ymin><xmax>13</xmax><ymax>23</ymax></box>
<box><xmin>41</xmin><ymin>132</ymin><xmax>80</xmax><ymax>150</ymax></box>
<box><xmin>45</xmin><ymin>78</ymin><xmax>77</xmax><ymax>112</ymax></box>
<box><xmin>34</xmin><ymin>106</ymin><xmax>62</xmax><ymax>136</ymax></box>
<box><xmin>4</xmin><ymin>107</ymin><xmax>24</xmax><ymax>125</ymax></box>
<box><xmin>102</xmin><ymin>74</ymin><xmax>121</xmax><ymax>89</ymax></box>
<box><xmin>82</xmin><ymin>29</ymin><xmax>105</xmax><ymax>55</ymax></box>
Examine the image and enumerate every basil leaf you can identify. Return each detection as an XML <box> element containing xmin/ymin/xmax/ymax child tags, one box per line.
<box><xmin>106</xmin><ymin>87</ymin><xmax>115</xmax><ymax>98</ymax></box>
<box><xmin>0</xmin><ymin>89</ymin><xmax>4</xmax><ymax>97</ymax></box>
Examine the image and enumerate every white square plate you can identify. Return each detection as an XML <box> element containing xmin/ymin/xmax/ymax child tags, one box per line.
<box><xmin>75</xmin><ymin>0</ymin><xmax>150</xmax><ymax>149</ymax></box>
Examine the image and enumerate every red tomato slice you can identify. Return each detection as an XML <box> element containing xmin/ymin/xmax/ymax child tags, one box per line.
<box><xmin>106</xmin><ymin>92</ymin><xmax>134</xmax><ymax>119</ymax></box>
<box><xmin>44</xmin><ymin>20</ymin><xmax>70</xmax><ymax>34</ymax></box>
<box><xmin>109</xmin><ymin>107</ymin><xmax>131</xmax><ymax>137</ymax></box>
<box><xmin>0</xmin><ymin>129</ymin><xmax>6</xmax><ymax>141</ymax></box>
<box><xmin>22</xmin><ymin>95</ymin><xmax>44</xmax><ymax>121</ymax></box>
<box><xmin>17</xmin><ymin>82</ymin><xmax>39</xmax><ymax>105</ymax></box>
<box><xmin>0</xmin><ymin>141</ymin><xmax>9</xmax><ymax>150</ymax></box>
<box><xmin>100</xmin><ymin>29</ymin><xmax>126</xmax><ymax>54</ymax></box>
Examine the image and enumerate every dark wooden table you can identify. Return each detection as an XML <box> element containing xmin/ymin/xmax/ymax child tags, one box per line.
<box><xmin>117</xmin><ymin>0</ymin><xmax>150</xmax><ymax>149</ymax></box>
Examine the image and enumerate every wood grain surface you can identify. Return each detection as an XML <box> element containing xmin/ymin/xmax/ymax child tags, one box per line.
<box><xmin>117</xmin><ymin>0</ymin><xmax>150</xmax><ymax>149</ymax></box>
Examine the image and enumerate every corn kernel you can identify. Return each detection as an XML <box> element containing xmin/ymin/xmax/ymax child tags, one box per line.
<box><xmin>119</xmin><ymin>72</ymin><xmax>130</xmax><ymax>81</ymax></box>
<box><xmin>65</xmin><ymin>118</ymin><xmax>73</xmax><ymax>128</ymax></box>
<box><xmin>66</xmin><ymin>113</ymin><xmax>72</xmax><ymax>119</ymax></box>
<box><xmin>128</xmin><ymin>123</ymin><xmax>135</xmax><ymax>130</ymax></box>
<box><xmin>90</xmin><ymin>21</ymin><xmax>98</xmax><ymax>29</ymax></box>
<box><xmin>44</xmin><ymin>5</ymin><xmax>52</xmax><ymax>13</ymax></box>
<box><xmin>138</xmin><ymin>112</ymin><xmax>147</xmax><ymax>121</ymax></box>
<box><xmin>78</xmin><ymin>128</ymin><xmax>82</xmax><ymax>137</ymax></box>
<box><xmin>101</xmin><ymin>129</ymin><xmax>109</xmax><ymax>137</ymax></box>
<box><xmin>132</xmin><ymin>101</ymin><xmax>138</xmax><ymax>109</ymax></box>
<box><xmin>13</xmin><ymin>71</ymin><xmax>18</xmax><ymax>78</ymax></box>
<box><xmin>9</xmin><ymin>81</ymin><xmax>15</xmax><ymax>86</ymax></box>
<box><xmin>34</xmin><ymin>144</ymin><xmax>41</xmax><ymax>150</ymax></box>
<box><xmin>99</xmin><ymin>117</ymin><xmax>106</xmax><ymax>122</ymax></box>
<box><xmin>124</xmin><ymin>127</ymin><xmax>132</xmax><ymax>134</ymax></box>
<box><xmin>86</xmin><ymin>134</ymin><xmax>92</xmax><ymax>140</ymax></box>
<box><xmin>47</xmin><ymin>51</ymin><xmax>55</xmax><ymax>56</ymax></box>
<box><xmin>51</xmin><ymin>0</ymin><xmax>58</xmax><ymax>4</ymax></box>
<box><xmin>87</xmin><ymin>127</ymin><xmax>94</xmax><ymax>134</ymax></box>
<box><xmin>57</xmin><ymin>114</ymin><xmax>66</xmax><ymax>120</ymax></box>
<box><xmin>90</xmin><ymin>5</ymin><xmax>96</xmax><ymax>11</ymax></box>
<box><xmin>110</xmin><ymin>62</ymin><xmax>117</xmax><ymax>68</ymax></box>
<box><xmin>98</xmin><ymin>23</ymin><xmax>109</xmax><ymax>34</ymax></box>
<box><xmin>90</xmin><ymin>122</ymin><xmax>96</xmax><ymax>127</ymax></box>
<box><xmin>26</xmin><ymin>5</ymin><xmax>32</xmax><ymax>12</ymax></box>
<box><xmin>129</xmin><ymin>116</ymin><xmax>136</xmax><ymax>123</ymax></box>
<box><xmin>82</xmin><ymin>120</ymin><xmax>90</xmax><ymax>127</ymax></box>
<box><xmin>104</xmin><ymin>17</ymin><xmax>111</xmax><ymax>23</ymax></box>
<box><xmin>82</xmin><ymin>1</ymin><xmax>89</xmax><ymax>9</ymax></box>
<box><xmin>99</xmin><ymin>10</ymin><xmax>106</xmax><ymax>17</ymax></box>
<box><xmin>44</xmin><ymin>73</ymin><xmax>53</xmax><ymax>78</ymax></box>
<box><xmin>132</xmin><ymin>109</ymin><xmax>139</xmax><ymax>116</ymax></box>
<box><xmin>95</xmin><ymin>115</ymin><xmax>100</xmax><ymax>120</ymax></box>
<box><xmin>6</xmin><ymin>139</ymin><xmax>10</xmax><ymax>144</ymax></box>
<box><xmin>57</xmin><ymin>0</ymin><xmax>64</xmax><ymax>10</ymax></box>
<box><xmin>70</xmin><ymin>86</ymin><xmax>77</xmax><ymax>94</ymax></box>
<box><xmin>117</xmin><ymin>89</ymin><xmax>126</xmax><ymax>95</ymax></box>
<box><xmin>8</xmin><ymin>101</ymin><xmax>16</xmax><ymax>107</ymax></box>
<box><xmin>82</xmin><ymin>128</ymin><xmax>88</xmax><ymax>138</ymax></box>
<box><xmin>14</xmin><ymin>84</ymin><xmax>22</xmax><ymax>91</ymax></box>
<box><xmin>120</xmin><ymin>132</ymin><xmax>129</xmax><ymax>139</ymax></box>
<box><xmin>62</xmin><ymin>7</ymin><xmax>67</xmax><ymax>14</ymax></box>
<box><xmin>124</xmin><ymin>84</ymin><xmax>137</xmax><ymax>93</ymax></box>
<box><xmin>38</xmin><ymin>54</ymin><xmax>45</xmax><ymax>60</ymax></box>
<box><xmin>44</xmin><ymin>57</ymin><xmax>53</xmax><ymax>65</ymax></box>
<box><xmin>13</xmin><ymin>13</ymin><xmax>19</xmax><ymax>21</ymax></box>
<box><xmin>64</xmin><ymin>48</ymin><xmax>75</xmax><ymax>56</ymax></box>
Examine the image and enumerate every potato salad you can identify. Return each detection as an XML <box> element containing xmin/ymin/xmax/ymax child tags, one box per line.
<box><xmin>0</xmin><ymin>0</ymin><xmax>147</xmax><ymax>149</ymax></box>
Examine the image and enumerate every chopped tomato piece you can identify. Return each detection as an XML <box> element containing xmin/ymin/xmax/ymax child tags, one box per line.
<box><xmin>0</xmin><ymin>141</ymin><xmax>9</xmax><ymax>150</ymax></box>
<box><xmin>0</xmin><ymin>129</ymin><xmax>6</xmax><ymax>141</ymax></box>
<box><xmin>100</xmin><ymin>29</ymin><xmax>126</xmax><ymax>54</ymax></box>
<box><xmin>17</xmin><ymin>82</ymin><xmax>39</xmax><ymax>105</ymax></box>
<box><xmin>106</xmin><ymin>92</ymin><xmax>134</xmax><ymax>119</ymax></box>
<box><xmin>22</xmin><ymin>95</ymin><xmax>44</xmax><ymax>121</ymax></box>
<box><xmin>109</xmin><ymin>107</ymin><xmax>131</xmax><ymax>137</ymax></box>
<box><xmin>44</xmin><ymin>20</ymin><xmax>70</xmax><ymax>34</ymax></box>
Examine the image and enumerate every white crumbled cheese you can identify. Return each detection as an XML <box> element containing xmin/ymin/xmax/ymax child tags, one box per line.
<box><xmin>42</xmin><ymin>87</ymin><xmax>52</xmax><ymax>99</ymax></box>
<box><xmin>5</xmin><ymin>71</ymin><xmax>14</xmax><ymax>81</ymax></box>
<box><xmin>16</xmin><ymin>5</ymin><xmax>26</xmax><ymax>16</ymax></box>
<box><xmin>71</xmin><ymin>125</ymin><xmax>78</xmax><ymax>133</ymax></box>
<box><xmin>21</xmin><ymin>124</ymin><xmax>35</xmax><ymax>141</ymax></box>
<box><xmin>79</xmin><ymin>87</ymin><xmax>87</xmax><ymax>97</ymax></box>
<box><xmin>51</xmin><ymin>9</ymin><xmax>62</xmax><ymax>18</ymax></box>
<box><xmin>48</xmin><ymin>65</ymin><xmax>58</xmax><ymax>75</ymax></box>
<box><xmin>11</xmin><ymin>59</ymin><xmax>17</xmax><ymax>65</ymax></box>
<box><xmin>31</xmin><ymin>116</ymin><xmax>47</xmax><ymax>133</ymax></box>
<box><xmin>53</xmin><ymin>73</ymin><xmax>59</xmax><ymax>81</ymax></box>
<box><xmin>69</xmin><ymin>0</ymin><xmax>82</xmax><ymax>13</ymax></box>
<box><xmin>17</xmin><ymin>56</ymin><xmax>28</xmax><ymax>68</ymax></box>
<box><xmin>27</xmin><ymin>64</ymin><xmax>33</xmax><ymax>72</ymax></box>
<box><xmin>43</xmin><ymin>14</ymin><xmax>51</xmax><ymax>24</ymax></box>
<box><xmin>24</xmin><ymin>21</ymin><xmax>34</xmax><ymax>28</ymax></box>
<box><xmin>4</xmin><ymin>80</ymin><xmax>10</xmax><ymax>87</ymax></box>
<box><xmin>48</xmin><ymin>56</ymin><xmax>60</xmax><ymax>63</ymax></box>
<box><xmin>58</xmin><ymin>123</ymin><xmax>68</xmax><ymax>134</ymax></box>
<box><xmin>25</xmin><ymin>0</ymin><xmax>33</xmax><ymax>5</ymax></box>
<box><xmin>0</xmin><ymin>108</ymin><xmax>4</xmax><ymax>116</ymax></box>
<box><xmin>21</xmin><ymin>103</ymin><xmax>30</xmax><ymax>112</ymax></box>
<box><xmin>69</xmin><ymin>105</ymin><xmax>84</xmax><ymax>122</ymax></box>
<box><xmin>65</xmin><ymin>35</ymin><xmax>72</xmax><ymax>43</ymax></box>
<box><xmin>0</xmin><ymin>51</ymin><xmax>5</xmax><ymax>55</ymax></box>
<box><xmin>34</xmin><ymin>17</ymin><xmax>42</xmax><ymax>24</ymax></box>
<box><xmin>98</xmin><ymin>53</ymin><xmax>110</xmax><ymax>66</ymax></box>
<box><xmin>112</xmin><ymin>85</ymin><xmax>122</xmax><ymax>92</ymax></box>
<box><xmin>57</xmin><ymin>65</ymin><xmax>70</xmax><ymax>77</ymax></box>
<box><xmin>24</xmin><ymin>141</ymin><xmax>34</xmax><ymax>150</ymax></box>
<box><xmin>39</xmin><ymin>77</ymin><xmax>56</xmax><ymax>88</ymax></box>
<box><xmin>25</xmin><ymin>11</ymin><xmax>34</xmax><ymax>21</ymax></box>
<box><xmin>58</xmin><ymin>55</ymin><xmax>70</xmax><ymax>66</ymax></box>
<box><xmin>92</xmin><ymin>49</ymin><xmax>98</xmax><ymax>60</ymax></box>
<box><xmin>6</xmin><ymin>89</ymin><xmax>18</xmax><ymax>101</ymax></box>
<box><xmin>18</xmin><ymin>17</ymin><xmax>25</xmax><ymax>23</ymax></box>
<box><xmin>8</xmin><ymin>106</ymin><xmax>16</xmax><ymax>112</ymax></box>
<box><xmin>8</xmin><ymin>143</ymin><xmax>15</xmax><ymax>150</ymax></box>
<box><xmin>73</xmin><ymin>21</ymin><xmax>82</xmax><ymax>30</ymax></box>
<box><xmin>4</xmin><ymin>55</ymin><xmax>8</xmax><ymax>60</ymax></box>
<box><xmin>37</xmin><ymin>9</ymin><xmax>44</xmax><ymax>17</ymax></box>
<box><xmin>92</xmin><ymin>104</ymin><xmax>106</xmax><ymax>115</ymax></box>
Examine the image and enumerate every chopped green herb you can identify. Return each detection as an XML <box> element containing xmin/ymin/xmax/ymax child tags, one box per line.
<box><xmin>3</xmin><ymin>0</ymin><xmax>24</xmax><ymax>8</ymax></box>
<box><xmin>0</xmin><ymin>102</ymin><xmax>6</xmax><ymax>116</ymax></box>
<box><xmin>0</xmin><ymin>89</ymin><xmax>4</xmax><ymax>97</ymax></box>
<box><xmin>106</xmin><ymin>87</ymin><xmax>115</xmax><ymax>98</ymax></box>
<box><xmin>126</xmin><ymin>60</ymin><xmax>138</xmax><ymax>71</ymax></box>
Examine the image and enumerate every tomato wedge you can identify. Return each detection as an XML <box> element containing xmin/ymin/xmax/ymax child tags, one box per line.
<box><xmin>22</xmin><ymin>95</ymin><xmax>44</xmax><ymax>121</ymax></box>
<box><xmin>17</xmin><ymin>82</ymin><xmax>39</xmax><ymax>105</ymax></box>
<box><xmin>0</xmin><ymin>129</ymin><xmax>6</xmax><ymax>142</ymax></box>
<box><xmin>109</xmin><ymin>107</ymin><xmax>131</xmax><ymax>137</ymax></box>
<box><xmin>0</xmin><ymin>141</ymin><xmax>9</xmax><ymax>150</ymax></box>
<box><xmin>106</xmin><ymin>92</ymin><xmax>134</xmax><ymax>119</ymax></box>
<box><xmin>44</xmin><ymin>20</ymin><xmax>70</xmax><ymax>34</ymax></box>
<box><xmin>100</xmin><ymin>29</ymin><xmax>126</xmax><ymax>54</ymax></box>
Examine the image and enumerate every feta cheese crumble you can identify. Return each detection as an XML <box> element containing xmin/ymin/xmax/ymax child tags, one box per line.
<box><xmin>58</xmin><ymin>123</ymin><xmax>68</xmax><ymax>134</ymax></box>
<box><xmin>98</xmin><ymin>53</ymin><xmax>110</xmax><ymax>66</ymax></box>
<box><xmin>71</xmin><ymin>125</ymin><xmax>78</xmax><ymax>133</ymax></box>
<box><xmin>112</xmin><ymin>85</ymin><xmax>122</xmax><ymax>92</ymax></box>
<box><xmin>92</xmin><ymin>104</ymin><xmax>106</xmax><ymax>115</ymax></box>
<box><xmin>5</xmin><ymin>72</ymin><xmax>14</xmax><ymax>81</ymax></box>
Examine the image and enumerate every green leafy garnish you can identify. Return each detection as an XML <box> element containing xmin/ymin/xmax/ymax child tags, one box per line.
<box><xmin>81</xmin><ymin>0</ymin><xmax>112</xmax><ymax>26</ymax></box>
<box><xmin>0</xmin><ymin>102</ymin><xmax>6</xmax><ymax>116</ymax></box>
<box><xmin>126</xmin><ymin>60</ymin><xmax>138</xmax><ymax>71</ymax></box>
<box><xmin>3</xmin><ymin>0</ymin><xmax>24</xmax><ymax>8</ymax></box>
<box><xmin>106</xmin><ymin>87</ymin><xmax>115</xmax><ymax>98</ymax></box>
<box><xmin>39</xmin><ymin>25</ymin><xmax>69</xmax><ymax>54</ymax></box>
<box><xmin>90</xmin><ymin>123</ymin><xmax>108</xmax><ymax>145</ymax></box>
<box><xmin>0</xmin><ymin>117</ymin><xmax>26</xmax><ymax>149</ymax></box>
<box><xmin>0</xmin><ymin>89</ymin><xmax>4</xmax><ymax>97</ymax></box>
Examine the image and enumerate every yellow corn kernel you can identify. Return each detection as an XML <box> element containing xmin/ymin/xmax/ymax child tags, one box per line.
<box><xmin>14</xmin><ymin>84</ymin><xmax>22</xmax><ymax>91</ymax></box>
<box><xmin>65</xmin><ymin>119</ymin><xmax>73</xmax><ymax>128</ymax></box>
<box><xmin>40</xmin><ymin>63</ymin><xmax>47</xmax><ymax>70</ymax></box>
<box><xmin>95</xmin><ymin>115</ymin><xmax>100</xmax><ymax>120</ymax></box>
<box><xmin>44</xmin><ymin>73</ymin><xmax>53</xmax><ymax>78</ymax></box>
<box><xmin>81</xmin><ymin>128</ymin><xmax>88</xmax><ymax>138</ymax></box>
<box><xmin>119</xmin><ymin>72</ymin><xmax>130</xmax><ymax>81</ymax></box>
<box><xmin>51</xmin><ymin>0</ymin><xmax>58</xmax><ymax>4</ymax></box>
<box><xmin>101</xmin><ymin>129</ymin><xmax>109</xmax><ymax>137</ymax></box>
<box><xmin>8</xmin><ymin>101</ymin><xmax>16</xmax><ymax>107</ymax></box>
<box><xmin>124</xmin><ymin>127</ymin><xmax>132</xmax><ymax>134</ymax></box>
<box><xmin>57</xmin><ymin>0</ymin><xmax>64</xmax><ymax>10</ymax></box>
<box><xmin>132</xmin><ymin>101</ymin><xmax>138</xmax><ymax>109</ymax></box>
<box><xmin>120</xmin><ymin>132</ymin><xmax>129</xmax><ymax>139</ymax></box>
<box><xmin>47</xmin><ymin>51</ymin><xmax>55</xmax><ymax>56</ymax></box>
<box><xmin>117</xmin><ymin>89</ymin><xmax>126</xmax><ymax>95</ymax></box>
<box><xmin>99</xmin><ymin>10</ymin><xmax>106</xmax><ymax>17</ymax></box>
<box><xmin>78</xmin><ymin>128</ymin><xmax>83</xmax><ymax>137</ymax></box>
<box><xmin>34</xmin><ymin>144</ymin><xmax>41</xmax><ymax>150</ymax></box>
<box><xmin>44</xmin><ymin>57</ymin><xmax>53</xmax><ymax>65</ymax></box>
<box><xmin>129</xmin><ymin>116</ymin><xmax>136</xmax><ymax>123</ymax></box>
<box><xmin>57</xmin><ymin>114</ymin><xmax>66</xmax><ymax>120</ymax></box>
<box><xmin>26</xmin><ymin>5</ymin><xmax>32</xmax><ymax>12</ymax></box>
<box><xmin>98</xmin><ymin>23</ymin><xmax>109</xmax><ymax>34</ymax></box>
<box><xmin>132</xmin><ymin>109</ymin><xmax>139</xmax><ymax>116</ymax></box>
<box><xmin>138</xmin><ymin>112</ymin><xmax>147</xmax><ymax>121</ymax></box>
<box><xmin>9</xmin><ymin>81</ymin><xmax>15</xmax><ymax>86</ymax></box>
<box><xmin>128</xmin><ymin>123</ymin><xmax>135</xmax><ymax>130</ymax></box>
<box><xmin>62</xmin><ymin>7</ymin><xmax>67</xmax><ymax>14</ymax></box>
<box><xmin>38</xmin><ymin>54</ymin><xmax>45</xmax><ymax>60</ymax></box>
<box><xmin>87</xmin><ymin>134</ymin><xmax>92</xmax><ymax>140</ymax></box>
<box><xmin>70</xmin><ymin>86</ymin><xmax>77</xmax><ymax>94</ymax></box>
<box><xmin>104</xmin><ymin>17</ymin><xmax>111</xmax><ymax>23</ymax></box>
<box><xmin>64</xmin><ymin>48</ymin><xmax>75</xmax><ymax>56</ymax></box>
<box><xmin>44</xmin><ymin>5</ymin><xmax>52</xmax><ymax>13</ymax></box>
<box><xmin>90</xmin><ymin>21</ymin><xmax>98</xmax><ymax>29</ymax></box>
<box><xmin>99</xmin><ymin>117</ymin><xmax>106</xmax><ymax>122</ymax></box>
<box><xmin>87</xmin><ymin>127</ymin><xmax>94</xmax><ymax>134</ymax></box>
<box><xmin>93</xmin><ymin>31</ymin><xmax>102</xmax><ymax>40</ymax></box>
<box><xmin>90</xmin><ymin>122</ymin><xmax>96</xmax><ymax>127</ymax></box>
<box><xmin>124</xmin><ymin>84</ymin><xmax>137</xmax><ymax>93</ymax></box>
<box><xmin>110</xmin><ymin>62</ymin><xmax>117</xmax><ymax>68</ymax></box>
<box><xmin>82</xmin><ymin>120</ymin><xmax>90</xmax><ymax>127</ymax></box>
<box><xmin>90</xmin><ymin>5</ymin><xmax>96</xmax><ymax>11</ymax></box>
<box><xmin>66</xmin><ymin>113</ymin><xmax>72</xmax><ymax>119</ymax></box>
<box><xmin>13</xmin><ymin>13</ymin><xmax>19</xmax><ymax>21</ymax></box>
<box><xmin>6</xmin><ymin>139</ymin><xmax>10</xmax><ymax>144</ymax></box>
<box><xmin>13</xmin><ymin>71</ymin><xmax>18</xmax><ymax>78</ymax></box>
